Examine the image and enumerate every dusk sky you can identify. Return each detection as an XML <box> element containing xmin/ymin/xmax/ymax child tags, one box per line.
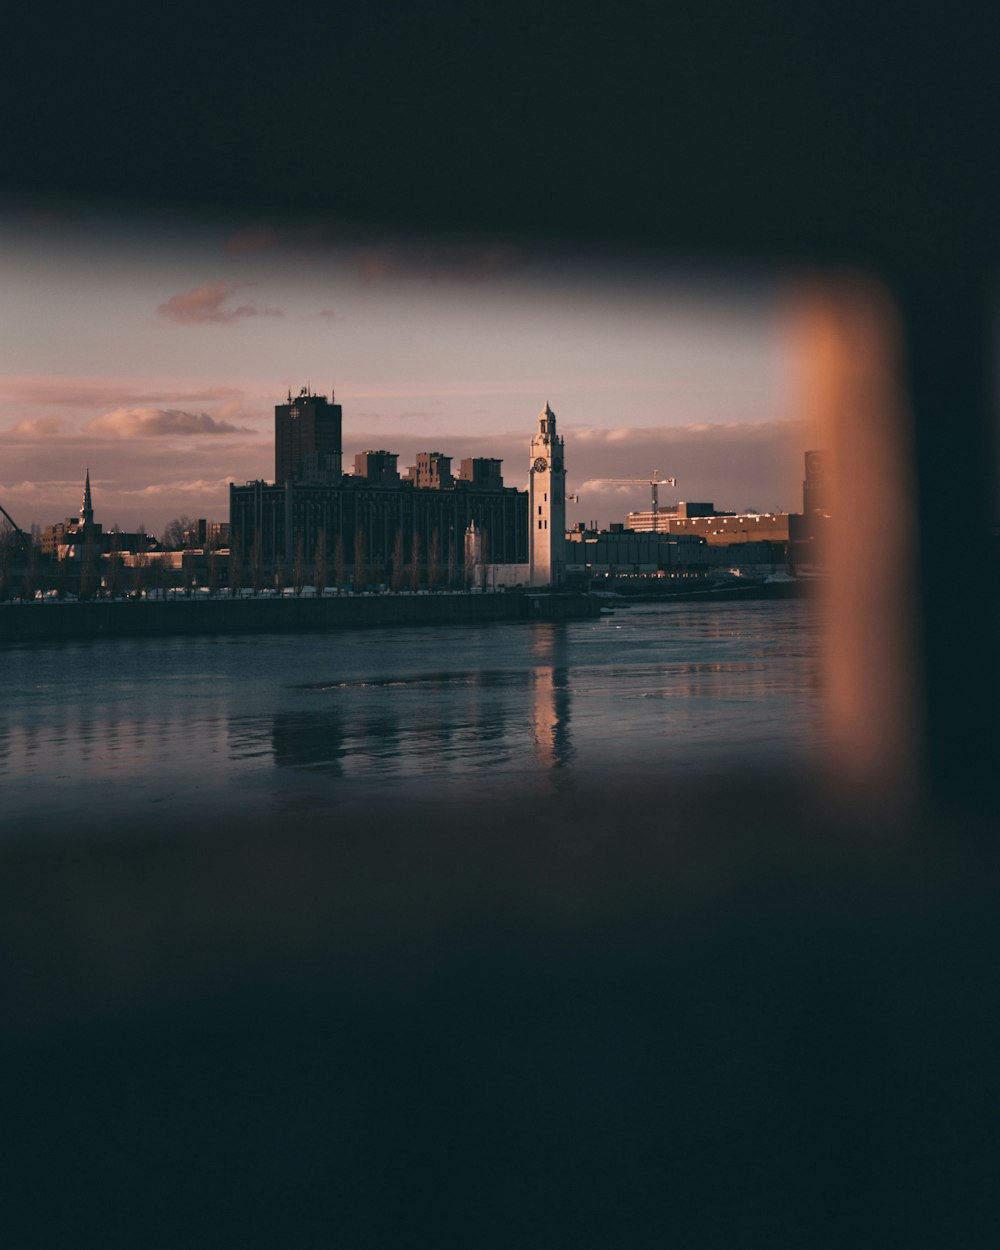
<box><xmin>1</xmin><ymin>199</ymin><xmax>810</xmax><ymax>537</ymax></box>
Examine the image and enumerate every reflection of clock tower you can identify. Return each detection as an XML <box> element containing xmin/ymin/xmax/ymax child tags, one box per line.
<box><xmin>529</xmin><ymin>402</ymin><xmax>566</xmax><ymax>587</ymax></box>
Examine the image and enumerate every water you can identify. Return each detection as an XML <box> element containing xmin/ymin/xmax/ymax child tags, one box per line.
<box><xmin>0</xmin><ymin>599</ymin><xmax>823</xmax><ymax>835</ymax></box>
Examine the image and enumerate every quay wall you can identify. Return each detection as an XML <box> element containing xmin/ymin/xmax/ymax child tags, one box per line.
<box><xmin>0</xmin><ymin>591</ymin><xmax>599</xmax><ymax>643</ymax></box>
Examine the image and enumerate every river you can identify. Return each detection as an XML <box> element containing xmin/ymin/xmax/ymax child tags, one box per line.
<box><xmin>0</xmin><ymin>598</ymin><xmax>823</xmax><ymax>837</ymax></box>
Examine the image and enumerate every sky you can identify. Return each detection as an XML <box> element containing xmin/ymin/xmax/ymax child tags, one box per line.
<box><xmin>0</xmin><ymin>197</ymin><xmax>812</xmax><ymax>538</ymax></box>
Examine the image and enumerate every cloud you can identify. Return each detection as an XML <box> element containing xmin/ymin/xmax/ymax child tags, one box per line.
<box><xmin>0</xmin><ymin>378</ymin><xmax>248</xmax><ymax>409</ymax></box>
<box><xmin>85</xmin><ymin>408</ymin><xmax>253</xmax><ymax>438</ymax></box>
<box><xmin>319</xmin><ymin>309</ymin><xmax>337</xmax><ymax>319</ymax></box>
<box><xmin>119</xmin><ymin>476</ymin><xmax>237</xmax><ymax>498</ymax></box>
<box><xmin>5</xmin><ymin>415</ymin><xmax>66</xmax><ymax>439</ymax></box>
<box><xmin>338</xmin><ymin>419</ymin><xmax>809</xmax><ymax>521</ymax></box>
<box><xmin>567</xmin><ymin>421</ymin><xmax>810</xmax><ymax>517</ymax></box>
<box><xmin>0</xmin><ymin>478</ymin><xmax>83</xmax><ymax>500</ymax></box>
<box><xmin>156</xmin><ymin>282</ymin><xmax>283</xmax><ymax>325</ymax></box>
<box><xmin>574</xmin><ymin>421</ymin><xmax>805</xmax><ymax>447</ymax></box>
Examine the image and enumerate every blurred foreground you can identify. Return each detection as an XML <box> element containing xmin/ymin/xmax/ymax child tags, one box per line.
<box><xmin>2</xmin><ymin>775</ymin><xmax>999</xmax><ymax>1247</ymax></box>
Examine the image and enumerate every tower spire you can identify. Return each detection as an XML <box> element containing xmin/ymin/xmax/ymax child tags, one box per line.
<box><xmin>80</xmin><ymin>468</ymin><xmax>94</xmax><ymax>527</ymax></box>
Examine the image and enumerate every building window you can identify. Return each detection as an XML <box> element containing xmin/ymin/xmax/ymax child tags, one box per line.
<box><xmin>538</xmin><ymin>520</ymin><xmax>543</xmax><ymax>529</ymax></box>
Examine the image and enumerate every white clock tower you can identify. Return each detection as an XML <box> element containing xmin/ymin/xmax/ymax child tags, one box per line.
<box><xmin>528</xmin><ymin>402</ymin><xmax>566</xmax><ymax>587</ymax></box>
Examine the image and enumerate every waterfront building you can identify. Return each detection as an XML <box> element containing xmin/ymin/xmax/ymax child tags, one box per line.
<box><xmin>528</xmin><ymin>403</ymin><xmax>567</xmax><ymax>587</ymax></box>
<box><xmin>790</xmin><ymin>449</ymin><xmax>831</xmax><ymax>569</ymax></box>
<box><xmin>407</xmin><ymin>452</ymin><xmax>454</xmax><ymax>490</ymax></box>
<box><xmin>41</xmin><ymin>471</ymin><xmax>154</xmax><ymax>559</ymax></box>
<box><xmin>275</xmin><ymin>387</ymin><xmax>343</xmax><ymax>484</ymax></box>
<box><xmin>626</xmin><ymin>501</ymin><xmax>723</xmax><ymax>530</ymax></box>
<box><xmin>626</xmin><ymin>508</ymin><xmax>792</xmax><ymax>545</ymax></box>
<box><xmin>803</xmin><ymin>450</ymin><xmax>830</xmax><ymax>518</ymax></box>
<box><xmin>229</xmin><ymin>473</ymin><xmax>529</xmax><ymax>582</ymax></box>
<box><xmin>231</xmin><ymin>388</ymin><xmax>575</xmax><ymax>588</ymax></box>
<box><xmin>459</xmin><ymin>458</ymin><xmax>504</xmax><ymax>489</ymax></box>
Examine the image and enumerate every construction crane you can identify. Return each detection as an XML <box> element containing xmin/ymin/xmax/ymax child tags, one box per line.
<box><xmin>0</xmin><ymin>500</ymin><xmax>31</xmax><ymax>551</ymax></box>
<box><xmin>581</xmin><ymin>470</ymin><xmax>678</xmax><ymax>530</ymax></box>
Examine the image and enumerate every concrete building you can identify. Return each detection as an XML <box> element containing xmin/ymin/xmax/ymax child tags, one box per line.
<box><xmin>275</xmin><ymin>387</ymin><xmax>343</xmax><ymax>485</ymax></box>
<box><xmin>626</xmin><ymin>501</ymin><xmax>722</xmax><ymax>530</ymax></box>
<box><xmin>407</xmin><ymin>452</ymin><xmax>454</xmax><ymax>490</ymax></box>
<box><xmin>625</xmin><ymin>509</ymin><xmax>792</xmax><ymax>545</ymax></box>
<box><xmin>803</xmin><ymin>449</ymin><xmax>830</xmax><ymax>518</ymax></box>
<box><xmin>790</xmin><ymin>449</ymin><xmax>831</xmax><ymax>570</ymax></box>
<box><xmin>231</xmin><ymin>389</ymin><xmax>577</xmax><ymax>590</ymax></box>
<box><xmin>459</xmin><ymin>458</ymin><xmax>504</xmax><ymax>490</ymax></box>
<box><xmin>353</xmin><ymin>450</ymin><xmax>401</xmax><ymax>487</ymax></box>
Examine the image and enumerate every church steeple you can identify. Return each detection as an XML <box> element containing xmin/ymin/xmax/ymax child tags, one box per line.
<box><xmin>80</xmin><ymin>468</ymin><xmax>94</xmax><ymax>527</ymax></box>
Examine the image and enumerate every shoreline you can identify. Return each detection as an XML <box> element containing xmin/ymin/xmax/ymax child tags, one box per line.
<box><xmin>0</xmin><ymin>589</ymin><xmax>600</xmax><ymax>643</ymax></box>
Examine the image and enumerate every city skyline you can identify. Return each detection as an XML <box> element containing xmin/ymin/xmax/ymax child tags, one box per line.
<box><xmin>1</xmin><ymin>200</ymin><xmax>810</xmax><ymax>534</ymax></box>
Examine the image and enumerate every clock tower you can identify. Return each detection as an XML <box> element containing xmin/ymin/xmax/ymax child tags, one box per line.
<box><xmin>529</xmin><ymin>402</ymin><xmax>566</xmax><ymax>587</ymax></box>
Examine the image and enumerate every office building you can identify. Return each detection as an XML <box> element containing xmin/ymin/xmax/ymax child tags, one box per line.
<box><xmin>275</xmin><ymin>387</ymin><xmax>343</xmax><ymax>484</ymax></box>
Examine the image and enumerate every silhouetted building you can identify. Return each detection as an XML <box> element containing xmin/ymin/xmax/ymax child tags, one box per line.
<box><xmin>353</xmin><ymin>451</ymin><xmax>400</xmax><ymax>487</ymax></box>
<box><xmin>232</xmin><ymin>391</ymin><xmax>579</xmax><ymax>587</ymax></box>
<box><xmin>803</xmin><ymin>450</ymin><xmax>829</xmax><ymax>517</ymax></box>
<box><xmin>408</xmin><ymin>452</ymin><xmax>454</xmax><ymax>490</ymax></box>
<box><xmin>41</xmin><ymin>471</ymin><xmax>154</xmax><ymax>558</ymax></box>
<box><xmin>180</xmin><ymin>519</ymin><xmax>230</xmax><ymax>549</ymax></box>
<box><xmin>791</xmin><ymin>449</ymin><xmax>831</xmax><ymax>566</ymax></box>
<box><xmin>230</xmin><ymin>475</ymin><xmax>528</xmax><ymax>581</ymax></box>
<box><xmin>275</xmin><ymin>387</ymin><xmax>343</xmax><ymax>484</ymax></box>
<box><xmin>459</xmin><ymin>458</ymin><xmax>504</xmax><ymax>490</ymax></box>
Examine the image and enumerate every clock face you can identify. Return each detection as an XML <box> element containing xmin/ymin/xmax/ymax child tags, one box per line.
<box><xmin>533</xmin><ymin>457</ymin><xmax>548</xmax><ymax>473</ymax></box>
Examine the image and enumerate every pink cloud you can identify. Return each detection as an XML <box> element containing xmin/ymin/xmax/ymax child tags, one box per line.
<box><xmin>85</xmin><ymin>408</ymin><xmax>252</xmax><ymax>438</ymax></box>
<box><xmin>5</xmin><ymin>415</ymin><xmax>66</xmax><ymax>439</ymax></box>
<box><xmin>156</xmin><ymin>282</ymin><xmax>283</xmax><ymax>325</ymax></box>
<box><xmin>120</xmin><ymin>476</ymin><xmax>237</xmax><ymax>498</ymax></box>
<box><xmin>0</xmin><ymin>378</ymin><xmax>248</xmax><ymax>409</ymax></box>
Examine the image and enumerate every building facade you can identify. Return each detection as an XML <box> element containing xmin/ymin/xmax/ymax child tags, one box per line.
<box><xmin>625</xmin><ymin>509</ymin><xmax>791</xmax><ymax>545</ymax></box>
<box><xmin>626</xmin><ymin>502</ymin><xmax>721</xmax><ymax>530</ymax></box>
<box><xmin>232</xmin><ymin>388</ymin><xmax>576</xmax><ymax>588</ymax></box>
<box><xmin>528</xmin><ymin>403</ymin><xmax>567</xmax><ymax>586</ymax></box>
<box><xmin>275</xmin><ymin>387</ymin><xmax>343</xmax><ymax>484</ymax></box>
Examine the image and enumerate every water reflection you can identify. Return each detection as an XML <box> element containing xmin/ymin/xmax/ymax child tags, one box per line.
<box><xmin>0</xmin><ymin>603</ymin><xmax>822</xmax><ymax>833</ymax></box>
<box><xmin>238</xmin><ymin>649</ymin><xmax>575</xmax><ymax>785</ymax></box>
<box><xmin>530</xmin><ymin>625</ymin><xmax>573</xmax><ymax>775</ymax></box>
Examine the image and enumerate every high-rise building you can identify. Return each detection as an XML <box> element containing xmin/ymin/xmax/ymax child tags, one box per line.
<box><xmin>528</xmin><ymin>403</ymin><xmax>567</xmax><ymax>586</ymax></box>
<box><xmin>275</xmin><ymin>387</ymin><xmax>343</xmax><ymax>484</ymax></box>
<box><xmin>803</xmin><ymin>450</ymin><xmax>829</xmax><ymax>516</ymax></box>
